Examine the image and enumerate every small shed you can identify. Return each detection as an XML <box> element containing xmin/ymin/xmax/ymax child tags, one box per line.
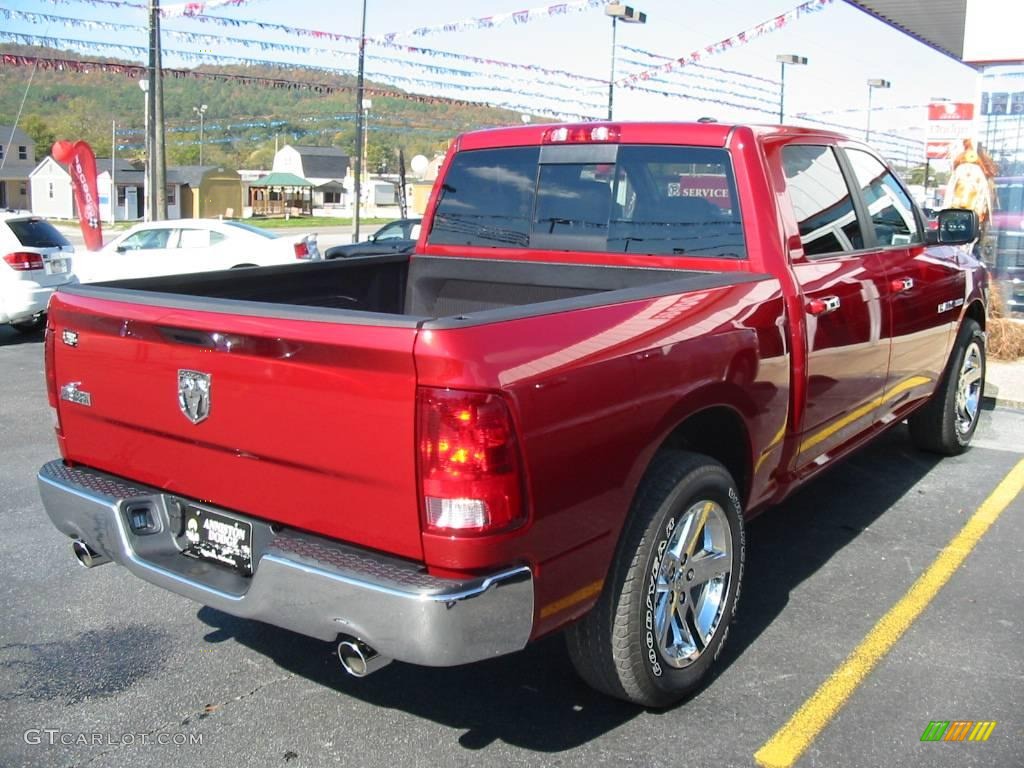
<box><xmin>248</xmin><ymin>172</ymin><xmax>313</xmax><ymax>217</ymax></box>
<box><xmin>200</xmin><ymin>168</ymin><xmax>242</xmax><ymax>219</ymax></box>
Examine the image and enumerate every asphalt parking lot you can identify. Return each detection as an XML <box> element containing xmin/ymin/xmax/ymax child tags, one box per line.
<box><xmin>1</xmin><ymin>323</ymin><xmax>1021</xmax><ymax>768</ymax></box>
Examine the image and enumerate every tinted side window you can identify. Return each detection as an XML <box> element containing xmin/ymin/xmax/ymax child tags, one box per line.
<box><xmin>782</xmin><ymin>145</ymin><xmax>863</xmax><ymax>257</ymax></box>
<box><xmin>429</xmin><ymin>147</ymin><xmax>538</xmax><ymax>248</ymax></box>
<box><xmin>7</xmin><ymin>218</ymin><xmax>70</xmax><ymax>248</ymax></box>
<box><xmin>121</xmin><ymin>229</ymin><xmax>171</xmax><ymax>251</ymax></box>
<box><xmin>845</xmin><ymin>149</ymin><xmax>922</xmax><ymax>246</ymax></box>
<box><xmin>374</xmin><ymin>222</ymin><xmax>405</xmax><ymax>241</ymax></box>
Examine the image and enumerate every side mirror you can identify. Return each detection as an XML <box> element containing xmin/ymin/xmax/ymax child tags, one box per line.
<box><xmin>934</xmin><ymin>208</ymin><xmax>979</xmax><ymax>245</ymax></box>
<box><xmin>115</xmin><ymin>245</ymin><xmax>127</xmax><ymax>253</ymax></box>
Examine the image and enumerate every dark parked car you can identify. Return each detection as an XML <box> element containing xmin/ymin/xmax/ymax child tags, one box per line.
<box><xmin>325</xmin><ymin>218</ymin><xmax>421</xmax><ymax>259</ymax></box>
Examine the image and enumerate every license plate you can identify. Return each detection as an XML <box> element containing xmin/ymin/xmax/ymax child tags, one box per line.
<box><xmin>182</xmin><ymin>507</ymin><xmax>253</xmax><ymax>575</ymax></box>
<box><xmin>46</xmin><ymin>259</ymin><xmax>69</xmax><ymax>275</ymax></box>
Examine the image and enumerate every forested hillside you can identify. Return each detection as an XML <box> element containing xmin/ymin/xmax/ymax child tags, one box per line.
<box><xmin>1</xmin><ymin>44</ymin><xmax>529</xmax><ymax>170</ymax></box>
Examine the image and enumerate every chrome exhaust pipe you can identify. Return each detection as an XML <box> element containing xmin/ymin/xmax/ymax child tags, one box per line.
<box><xmin>72</xmin><ymin>540</ymin><xmax>109</xmax><ymax>568</ymax></box>
<box><xmin>337</xmin><ymin>639</ymin><xmax>391</xmax><ymax>678</ymax></box>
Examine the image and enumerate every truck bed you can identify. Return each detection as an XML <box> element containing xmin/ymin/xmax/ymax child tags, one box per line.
<box><xmin>74</xmin><ymin>253</ymin><xmax>765</xmax><ymax>327</ymax></box>
<box><xmin>48</xmin><ymin>254</ymin><xmax>771</xmax><ymax>562</ymax></box>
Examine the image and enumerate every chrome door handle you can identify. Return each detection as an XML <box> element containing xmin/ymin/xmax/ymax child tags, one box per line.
<box><xmin>890</xmin><ymin>277</ymin><xmax>914</xmax><ymax>292</ymax></box>
<box><xmin>807</xmin><ymin>296</ymin><xmax>841</xmax><ymax>316</ymax></box>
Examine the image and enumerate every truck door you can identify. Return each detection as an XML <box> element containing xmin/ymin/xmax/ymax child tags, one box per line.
<box><xmin>780</xmin><ymin>144</ymin><xmax>892</xmax><ymax>468</ymax></box>
<box><xmin>841</xmin><ymin>148</ymin><xmax>964</xmax><ymax>416</ymax></box>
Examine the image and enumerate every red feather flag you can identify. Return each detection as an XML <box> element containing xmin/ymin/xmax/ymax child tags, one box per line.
<box><xmin>52</xmin><ymin>140</ymin><xmax>104</xmax><ymax>252</ymax></box>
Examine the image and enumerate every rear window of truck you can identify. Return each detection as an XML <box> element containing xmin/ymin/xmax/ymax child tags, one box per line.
<box><xmin>429</xmin><ymin>145</ymin><xmax>745</xmax><ymax>258</ymax></box>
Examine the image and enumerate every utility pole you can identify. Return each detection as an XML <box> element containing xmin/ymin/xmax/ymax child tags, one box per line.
<box><xmin>150</xmin><ymin>0</ymin><xmax>167</xmax><ymax>220</ymax></box>
<box><xmin>353</xmin><ymin>0</ymin><xmax>367</xmax><ymax>243</ymax></box>
<box><xmin>110</xmin><ymin>119</ymin><xmax>116</xmax><ymax>225</ymax></box>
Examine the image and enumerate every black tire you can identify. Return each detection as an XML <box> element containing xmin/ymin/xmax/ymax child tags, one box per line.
<box><xmin>10</xmin><ymin>314</ymin><xmax>45</xmax><ymax>334</ymax></box>
<box><xmin>566</xmin><ymin>451</ymin><xmax>745</xmax><ymax>708</ymax></box>
<box><xmin>908</xmin><ymin>318</ymin><xmax>985</xmax><ymax>455</ymax></box>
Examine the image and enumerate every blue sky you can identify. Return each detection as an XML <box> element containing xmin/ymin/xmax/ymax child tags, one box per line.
<box><xmin>2</xmin><ymin>0</ymin><xmax>988</xmax><ymax>161</ymax></box>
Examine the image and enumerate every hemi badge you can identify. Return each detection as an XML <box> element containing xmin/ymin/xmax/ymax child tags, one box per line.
<box><xmin>61</xmin><ymin>329</ymin><xmax>79</xmax><ymax>347</ymax></box>
<box><xmin>60</xmin><ymin>382</ymin><xmax>92</xmax><ymax>407</ymax></box>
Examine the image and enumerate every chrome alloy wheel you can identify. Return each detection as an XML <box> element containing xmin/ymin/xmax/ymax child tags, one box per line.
<box><xmin>654</xmin><ymin>500</ymin><xmax>732</xmax><ymax>669</ymax></box>
<box><xmin>954</xmin><ymin>341</ymin><xmax>983</xmax><ymax>436</ymax></box>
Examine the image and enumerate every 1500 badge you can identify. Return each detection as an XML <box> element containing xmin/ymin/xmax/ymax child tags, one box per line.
<box><xmin>938</xmin><ymin>298</ymin><xmax>965</xmax><ymax>313</ymax></box>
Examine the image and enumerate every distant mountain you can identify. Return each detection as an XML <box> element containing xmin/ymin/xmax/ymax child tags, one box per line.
<box><xmin>0</xmin><ymin>43</ymin><xmax>530</xmax><ymax>170</ymax></box>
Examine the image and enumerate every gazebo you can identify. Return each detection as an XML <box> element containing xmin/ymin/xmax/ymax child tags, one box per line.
<box><xmin>248</xmin><ymin>171</ymin><xmax>313</xmax><ymax>217</ymax></box>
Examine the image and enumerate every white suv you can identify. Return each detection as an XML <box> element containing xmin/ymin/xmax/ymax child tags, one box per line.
<box><xmin>0</xmin><ymin>212</ymin><xmax>75</xmax><ymax>333</ymax></box>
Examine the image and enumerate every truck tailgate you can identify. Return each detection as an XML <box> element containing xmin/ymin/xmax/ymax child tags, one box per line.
<box><xmin>48</xmin><ymin>290</ymin><xmax>424</xmax><ymax>560</ymax></box>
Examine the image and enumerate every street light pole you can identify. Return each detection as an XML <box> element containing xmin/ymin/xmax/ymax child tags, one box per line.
<box><xmin>775</xmin><ymin>54</ymin><xmax>807</xmax><ymax>125</ymax></box>
<box><xmin>353</xmin><ymin>0</ymin><xmax>367</xmax><ymax>243</ymax></box>
<box><xmin>605</xmin><ymin>4</ymin><xmax>646</xmax><ymax>121</ymax></box>
<box><xmin>193</xmin><ymin>103</ymin><xmax>207</xmax><ymax>166</ymax></box>
<box><xmin>866</xmin><ymin>78</ymin><xmax>891</xmax><ymax>142</ymax></box>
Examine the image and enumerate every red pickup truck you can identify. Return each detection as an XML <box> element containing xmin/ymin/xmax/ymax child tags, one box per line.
<box><xmin>38</xmin><ymin>122</ymin><xmax>986</xmax><ymax>707</ymax></box>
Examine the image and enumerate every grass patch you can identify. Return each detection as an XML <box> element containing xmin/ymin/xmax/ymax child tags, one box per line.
<box><xmin>244</xmin><ymin>216</ymin><xmax>393</xmax><ymax>229</ymax></box>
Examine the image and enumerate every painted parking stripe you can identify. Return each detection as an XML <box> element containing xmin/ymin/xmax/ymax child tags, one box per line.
<box><xmin>754</xmin><ymin>458</ymin><xmax>1024</xmax><ymax>768</ymax></box>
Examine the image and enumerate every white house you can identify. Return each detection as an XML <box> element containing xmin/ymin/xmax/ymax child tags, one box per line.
<box><xmin>30</xmin><ymin>157</ymin><xmax>173</xmax><ymax>221</ymax></box>
<box><xmin>272</xmin><ymin>145</ymin><xmax>350</xmax><ymax>211</ymax></box>
<box><xmin>0</xmin><ymin>125</ymin><xmax>36</xmax><ymax>211</ymax></box>
<box><xmin>29</xmin><ymin>157</ymin><xmax>74</xmax><ymax>220</ymax></box>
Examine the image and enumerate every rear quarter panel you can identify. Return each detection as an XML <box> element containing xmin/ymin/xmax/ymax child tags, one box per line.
<box><xmin>415</xmin><ymin>279</ymin><xmax>789</xmax><ymax>637</ymax></box>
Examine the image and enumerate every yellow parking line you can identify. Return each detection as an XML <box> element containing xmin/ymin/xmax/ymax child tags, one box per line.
<box><xmin>754</xmin><ymin>458</ymin><xmax>1024</xmax><ymax>768</ymax></box>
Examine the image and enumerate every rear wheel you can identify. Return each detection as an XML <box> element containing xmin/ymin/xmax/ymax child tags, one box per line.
<box><xmin>566</xmin><ymin>451</ymin><xmax>744</xmax><ymax>707</ymax></box>
<box><xmin>908</xmin><ymin>318</ymin><xmax>985</xmax><ymax>455</ymax></box>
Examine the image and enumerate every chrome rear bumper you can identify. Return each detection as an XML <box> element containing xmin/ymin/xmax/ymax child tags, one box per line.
<box><xmin>38</xmin><ymin>460</ymin><xmax>534</xmax><ymax>667</ymax></box>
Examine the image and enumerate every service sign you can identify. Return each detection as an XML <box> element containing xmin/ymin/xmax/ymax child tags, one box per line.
<box><xmin>669</xmin><ymin>174</ymin><xmax>732</xmax><ymax>210</ymax></box>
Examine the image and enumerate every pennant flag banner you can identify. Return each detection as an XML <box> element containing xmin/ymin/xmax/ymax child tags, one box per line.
<box><xmin>35</xmin><ymin>0</ymin><xmax>609</xmax><ymax>85</ymax></box>
<box><xmin>0</xmin><ymin>9</ymin><xmax>602</xmax><ymax>101</ymax></box>
<box><xmin>0</xmin><ymin>31</ymin><xmax>604</xmax><ymax>115</ymax></box>
<box><xmin>0</xmin><ymin>54</ymin><xmax>593</xmax><ymax>120</ymax></box>
<box><xmin>374</xmin><ymin>0</ymin><xmax>605</xmax><ymax>42</ymax></box>
<box><xmin>620</xmin><ymin>0</ymin><xmax>835</xmax><ymax>87</ymax></box>
<box><xmin>620</xmin><ymin>44</ymin><xmax>781</xmax><ymax>90</ymax></box>
<box><xmin>39</xmin><ymin>0</ymin><xmax>256</xmax><ymax>16</ymax></box>
<box><xmin>617</xmin><ymin>64</ymin><xmax>781</xmax><ymax>110</ymax></box>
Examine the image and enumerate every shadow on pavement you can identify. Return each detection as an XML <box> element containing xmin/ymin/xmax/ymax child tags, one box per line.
<box><xmin>720</xmin><ymin>424</ymin><xmax>942</xmax><ymax>669</ymax></box>
<box><xmin>195</xmin><ymin>424</ymin><xmax>943</xmax><ymax>752</ymax></box>
<box><xmin>0</xmin><ymin>325</ymin><xmax>44</xmax><ymax>346</ymax></box>
<box><xmin>196</xmin><ymin>607</ymin><xmax>639</xmax><ymax>752</ymax></box>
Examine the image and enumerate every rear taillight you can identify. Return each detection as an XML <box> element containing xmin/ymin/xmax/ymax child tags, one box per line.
<box><xmin>4</xmin><ymin>251</ymin><xmax>45</xmax><ymax>271</ymax></box>
<box><xmin>293</xmin><ymin>240</ymin><xmax>310</xmax><ymax>259</ymax></box>
<box><xmin>417</xmin><ymin>387</ymin><xmax>525</xmax><ymax>535</ymax></box>
<box><xmin>44</xmin><ymin>321</ymin><xmax>57</xmax><ymax>409</ymax></box>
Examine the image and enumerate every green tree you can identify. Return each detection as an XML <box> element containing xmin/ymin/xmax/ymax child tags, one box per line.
<box><xmin>21</xmin><ymin>114</ymin><xmax>56</xmax><ymax>157</ymax></box>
